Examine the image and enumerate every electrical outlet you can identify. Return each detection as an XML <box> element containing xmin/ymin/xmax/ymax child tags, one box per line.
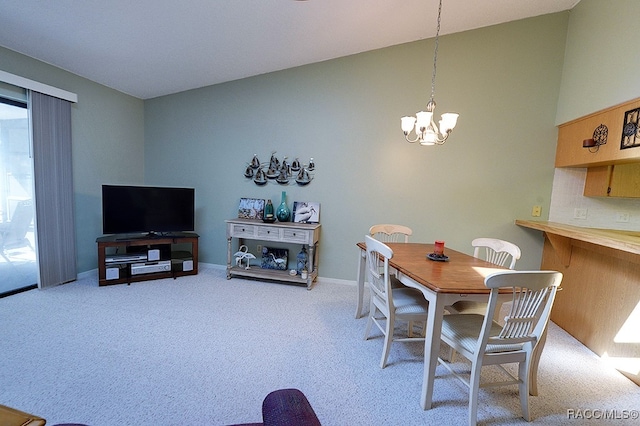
<box><xmin>616</xmin><ymin>212</ymin><xmax>630</xmax><ymax>223</ymax></box>
<box><xmin>256</xmin><ymin>244</ymin><xmax>262</xmax><ymax>253</ymax></box>
<box><xmin>574</xmin><ymin>208</ymin><xmax>588</xmax><ymax>220</ymax></box>
<box><xmin>531</xmin><ymin>205</ymin><xmax>541</xmax><ymax>217</ymax></box>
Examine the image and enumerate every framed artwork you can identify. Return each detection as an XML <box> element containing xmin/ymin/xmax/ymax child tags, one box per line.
<box><xmin>293</xmin><ymin>201</ymin><xmax>320</xmax><ymax>223</ymax></box>
<box><xmin>261</xmin><ymin>247</ymin><xmax>288</xmax><ymax>270</ymax></box>
<box><xmin>238</xmin><ymin>198</ymin><xmax>265</xmax><ymax>220</ymax></box>
<box><xmin>621</xmin><ymin>107</ymin><xmax>640</xmax><ymax>149</ymax></box>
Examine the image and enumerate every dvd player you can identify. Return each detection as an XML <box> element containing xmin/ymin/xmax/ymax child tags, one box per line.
<box><xmin>130</xmin><ymin>260</ymin><xmax>171</xmax><ymax>275</ymax></box>
<box><xmin>105</xmin><ymin>254</ymin><xmax>148</xmax><ymax>263</ymax></box>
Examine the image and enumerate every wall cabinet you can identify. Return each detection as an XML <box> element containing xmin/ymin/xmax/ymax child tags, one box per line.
<box><xmin>226</xmin><ymin>218</ymin><xmax>320</xmax><ymax>289</ymax></box>
<box><xmin>96</xmin><ymin>232</ymin><xmax>198</xmax><ymax>286</ymax></box>
<box><xmin>584</xmin><ymin>163</ymin><xmax>640</xmax><ymax>198</ymax></box>
<box><xmin>556</xmin><ymin>97</ymin><xmax>640</xmax><ymax>168</ymax></box>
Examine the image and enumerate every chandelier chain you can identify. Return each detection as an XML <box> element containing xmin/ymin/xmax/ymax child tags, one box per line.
<box><xmin>430</xmin><ymin>0</ymin><xmax>442</xmax><ymax>103</ymax></box>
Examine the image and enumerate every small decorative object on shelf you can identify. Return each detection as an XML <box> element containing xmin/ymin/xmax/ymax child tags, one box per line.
<box><xmin>244</xmin><ymin>151</ymin><xmax>315</xmax><ymax>186</ymax></box>
<box><xmin>297</xmin><ymin>247</ymin><xmax>308</xmax><ymax>275</ymax></box>
<box><xmin>261</xmin><ymin>247</ymin><xmax>288</xmax><ymax>270</ymax></box>
<box><xmin>263</xmin><ymin>199</ymin><xmax>275</xmax><ymax>223</ymax></box>
<box><xmin>276</xmin><ymin>191</ymin><xmax>291</xmax><ymax>222</ymax></box>
<box><xmin>293</xmin><ymin>201</ymin><xmax>320</xmax><ymax>223</ymax></box>
<box><xmin>583</xmin><ymin>123</ymin><xmax>608</xmax><ymax>153</ymax></box>
<box><xmin>233</xmin><ymin>245</ymin><xmax>256</xmax><ymax>270</ymax></box>
<box><xmin>238</xmin><ymin>198</ymin><xmax>265</xmax><ymax>220</ymax></box>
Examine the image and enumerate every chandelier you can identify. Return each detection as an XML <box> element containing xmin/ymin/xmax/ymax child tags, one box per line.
<box><xmin>401</xmin><ymin>0</ymin><xmax>459</xmax><ymax>145</ymax></box>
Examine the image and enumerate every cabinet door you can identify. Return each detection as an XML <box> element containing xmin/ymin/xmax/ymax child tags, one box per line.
<box><xmin>609</xmin><ymin>163</ymin><xmax>640</xmax><ymax>197</ymax></box>
<box><xmin>584</xmin><ymin>166</ymin><xmax>611</xmax><ymax>197</ymax></box>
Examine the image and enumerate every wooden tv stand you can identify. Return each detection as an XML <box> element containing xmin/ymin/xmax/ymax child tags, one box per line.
<box><xmin>96</xmin><ymin>232</ymin><xmax>198</xmax><ymax>286</ymax></box>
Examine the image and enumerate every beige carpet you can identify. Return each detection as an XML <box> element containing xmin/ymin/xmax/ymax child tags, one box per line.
<box><xmin>1</xmin><ymin>266</ymin><xmax>638</xmax><ymax>425</ymax></box>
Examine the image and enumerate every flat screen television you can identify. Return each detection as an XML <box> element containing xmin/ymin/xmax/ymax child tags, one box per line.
<box><xmin>102</xmin><ymin>184</ymin><xmax>195</xmax><ymax>235</ymax></box>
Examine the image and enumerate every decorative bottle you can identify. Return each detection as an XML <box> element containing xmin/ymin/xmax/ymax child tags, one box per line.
<box><xmin>296</xmin><ymin>247</ymin><xmax>308</xmax><ymax>275</ymax></box>
<box><xmin>263</xmin><ymin>199</ymin><xmax>275</xmax><ymax>222</ymax></box>
<box><xmin>276</xmin><ymin>191</ymin><xmax>291</xmax><ymax>222</ymax></box>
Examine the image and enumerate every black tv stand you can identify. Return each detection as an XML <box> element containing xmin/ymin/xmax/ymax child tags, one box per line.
<box><xmin>97</xmin><ymin>232</ymin><xmax>199</xmax><ymax>286</ymax></box>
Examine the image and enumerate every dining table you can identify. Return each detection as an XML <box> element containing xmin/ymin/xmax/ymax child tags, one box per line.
<box><xmin>356</xmin><ymin>241</ymin><xmax>507</xmax><ymax>410</ymax></box>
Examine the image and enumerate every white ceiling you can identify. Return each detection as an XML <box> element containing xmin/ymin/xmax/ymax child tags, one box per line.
<box><xmin>0</xmin><ymin>0</ymin><xmax>579</xmax><ymax>100</ymax></box>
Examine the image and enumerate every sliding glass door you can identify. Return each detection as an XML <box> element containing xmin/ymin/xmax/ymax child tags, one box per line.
<box><xmin>0</xmin><ymin>96</ymin><xmax>38</xmax><ymax>296</ymax></box>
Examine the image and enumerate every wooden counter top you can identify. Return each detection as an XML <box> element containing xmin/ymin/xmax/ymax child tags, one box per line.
<box><xmin>517</xmin><ymin>220</ymin><xmax>640</xmax><ymax>387</ymax></box>
<box><xmin>516</xmin><ymin>220</ymin><xmax>640</xmax><ymax>257</ymax></box>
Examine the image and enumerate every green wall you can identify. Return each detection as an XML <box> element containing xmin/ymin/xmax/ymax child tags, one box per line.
<box><xmin>1</xmin><ymin>11</ymin><xmax>577</xmax><ymax>280</ymax></box>
<box><xmin>144</xmin><ymin>12</ymin><xmax>569</xmax><ymax>279</ymax></box>
<box><xmin>550</xmin><ymin>0</ymin><xmax>640</xmax><ymax>230</ymax></box>
<box><xmin>0</xmin><ymin>46</ymin><xmax>145</xmax><ymax>273</ymax></box>
<box><xmin>557</xmin><ymin>0</ymin><xmax>640</xmax><ymax>124</ymax></box>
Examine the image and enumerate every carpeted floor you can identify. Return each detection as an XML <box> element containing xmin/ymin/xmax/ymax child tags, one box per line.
<box><xmin>1</xmin><ymin>266</ymin><xmax>638</xmax><ymax>425</ymax></box>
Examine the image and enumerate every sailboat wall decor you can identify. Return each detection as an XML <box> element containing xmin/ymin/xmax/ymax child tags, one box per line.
<box><xmin>244</xmin><ymin>152</ymin><xmax>315</xmax><ymax>186</ymax></box>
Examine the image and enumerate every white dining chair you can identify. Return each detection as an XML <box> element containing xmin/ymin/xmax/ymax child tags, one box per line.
<box><xmin>355</xmin><ymin>224</ymin><xmax>413</xmax><ymax>319</ymax></box>
<box><xmin>438</xmin><ymin>270</ymin><xmax>562</xmax><ymax>426</ymax></box>
<box><xmin>444</xmin><ymin>238</ymin><xmax>522</xmax><ymax>368</ymax></box>
<box><xmin>446</xmin><ymin>237</ymin><xmax>521</xmax><ymax>315</ymax></box>
<box><xmin>362</xmin><ymin>235</ymin><xmax>428</xmax><ymax>368</ymax></box>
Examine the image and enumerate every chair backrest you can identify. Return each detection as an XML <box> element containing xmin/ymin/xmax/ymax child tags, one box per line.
<box><xmin>369</xmin><ymin>224</ymin><xmax>412</xmax><ymax>243</ymax></box>
<box><xmin>472</xmin><ymin>237</ymin><xmax>521</xmax><ymax>270</ymax></box>
<box><xmin>481</xmin><ymin>270</ymin><xmax>562</xmax><ymax>350</ymax></box>
<box><xmin>2</xmin><ymin>199</ymin><xmax>33</xmax><ymax>247</ymax></box>
<box><xmin>364</xmin><ymin>235</ymin><xmax>394</xmax><ymax>311</ymax></box>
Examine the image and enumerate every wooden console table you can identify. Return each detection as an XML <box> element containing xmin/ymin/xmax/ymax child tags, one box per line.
<box><xmin>226</xmin><ymin>218</ymin><xmax>320</xmax><ymax>289</ymax></box>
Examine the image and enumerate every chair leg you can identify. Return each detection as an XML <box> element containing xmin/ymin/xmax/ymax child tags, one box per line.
<box><xmin>468</xmin><ymin>359</ymin><xmax>483</xmax><ymax>426</ymax></box>
<box><xmin>519</xmin><ymin>359</ymin><xmax>531</xmax><ymax>421</ymax></box>
<box><xmin>448</xmin><ymin>347</ymin><xmax>457</xmax><ymax>362</ymax></box>
<box><xmin>380</xmin><ymin>314</ymin><xmax>394</xmax><ymax>369</ymax></box>
<box><xmin>363</xmin><ymin>302</ymin><xmax>376</xmax><ymax>340</ymax></box>
<box><xmin>355</xmin><ymin>279</ymin><xmax>365</xmax><ymax>319</ymax></box>
<box><xmin>529</xmin><ymin>326</ymin><xmax>548</xmax><ymax>396</ymax></box>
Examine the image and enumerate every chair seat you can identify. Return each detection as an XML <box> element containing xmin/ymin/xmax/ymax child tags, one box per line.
<box><xmin>392</xmin><ymin>287</ymin><xmax>428</xmax><ymax>316</ymax></box>
<box><xmin>447</xmin><ymin>300</ymin><xmax>487</xmax><ymax>315</ymax></box>
<box><xmin>442</xmin><ymin>313</ymin><xmax>521</xmax><ymax>355</ymax></box>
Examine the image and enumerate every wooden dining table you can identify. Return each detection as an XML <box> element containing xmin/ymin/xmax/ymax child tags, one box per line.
<box><xmin>356</xmin><ymin>242</ymin><xmax>506</xmax><ymax>410</ymax></box>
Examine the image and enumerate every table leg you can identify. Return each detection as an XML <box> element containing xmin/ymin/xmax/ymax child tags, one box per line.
<box><xmin>420</xmin><ymin>291</ymin><xmax>444</xmax><ymax>410</ymax></box>
<box><xmin>355</xmin><ymin>249</ymin><xmax>366</xmax><ymax>318</ymax></box>
<box><xmin>226</xmin><ymin>237</ymin><xmax>232</xmax><ymax>279</ymax></box>
<box><xmin>307</xmin><ymin>243</ymin><xmax>316</xmax><ymax>290</ymax></box>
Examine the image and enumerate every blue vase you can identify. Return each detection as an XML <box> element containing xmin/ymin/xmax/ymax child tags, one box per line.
<box><xmin>276</xmin><ymin>191</ymin><xmax>291</xmax><ymax>222</ymax></box>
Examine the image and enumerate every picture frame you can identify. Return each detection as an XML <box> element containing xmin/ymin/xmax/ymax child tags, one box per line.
<box><xmin>261</xmin><ymin>247</ymin><xmax>288</xmax><ymax>270</ymax></box>
<box><xmin>238</xmin><ymin>198</ymin><xmax>265</xmax><ymax>220</ymax></box>
<box><xmin>292</xmin><ymin>201</ymin><xmax>320</xmax><ymax>223</ymax></box>
<box><xmin>621</xmin><ymin>107</ymin><xmax>640</xmax><ymax>149</ymax></box>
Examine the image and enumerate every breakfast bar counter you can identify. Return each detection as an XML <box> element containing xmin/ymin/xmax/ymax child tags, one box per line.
<box><xmin>516</xmin><ymin>220</ymin><xmax>640</xmax><ymax>386</ymax></box>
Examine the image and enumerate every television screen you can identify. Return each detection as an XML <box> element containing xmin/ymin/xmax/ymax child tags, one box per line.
<box><xmin>102</xmin><ymin>185</ymin><xmax>195</xmax><ymax>235</ymax></box>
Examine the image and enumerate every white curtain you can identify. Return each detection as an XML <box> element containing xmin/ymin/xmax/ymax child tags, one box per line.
<box><xmin>30</xmin><ymin>91</ymin><xmax>76</xmax><ymax>288</ymax></box>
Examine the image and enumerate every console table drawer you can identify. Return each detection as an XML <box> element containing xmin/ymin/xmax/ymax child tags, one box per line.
<box><xmin>230</xmin><ymin>223</ymin><xmax>256</xmax><ymax>238</ymax></box>
<box><xmin>256</xmin><ymin>226</ymin><xmax>281</xmax><ymax>241</ymax></box>
<box><xmin>282</xmin><ymin>229</ymin><xmax>310</xmax><ymax>243</ymax></box>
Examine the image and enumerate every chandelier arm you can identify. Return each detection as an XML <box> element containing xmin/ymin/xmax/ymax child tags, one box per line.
<box><xmin>404</xmin><ymin>134</ymin><xmax>421</xmax><ymax>143</ymax></box>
